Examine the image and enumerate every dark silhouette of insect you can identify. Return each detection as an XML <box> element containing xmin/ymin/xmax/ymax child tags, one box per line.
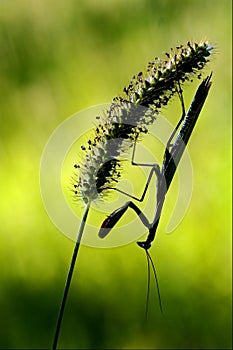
<box><xmin>98</xmin><ymin>74</ymin><xmax>212</xmax><ymax>315</ymax></box>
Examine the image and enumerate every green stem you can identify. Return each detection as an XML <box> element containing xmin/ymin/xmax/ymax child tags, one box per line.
<box><xmin>52</xmin><ymin>204</ymin><xmax>90</xmax><ymax>350</ymax></box>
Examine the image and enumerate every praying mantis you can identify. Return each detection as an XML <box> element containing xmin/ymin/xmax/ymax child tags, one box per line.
<box><xmin>98</xmin><ymin>73</ymin><xmax>212</xmax><ymax>313</ymax></box>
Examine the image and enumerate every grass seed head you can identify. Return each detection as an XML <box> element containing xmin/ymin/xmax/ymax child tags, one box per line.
<box><xmin>72</xmin><ymin>40</ymin><xmax>213</xmax><ymax>204</ymax></box>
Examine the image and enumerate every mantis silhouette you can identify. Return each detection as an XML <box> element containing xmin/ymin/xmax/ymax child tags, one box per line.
<box><xmin>98</xmin><ymin>73</ymin><xmax>212</xmax><ymax>314</ymax></box>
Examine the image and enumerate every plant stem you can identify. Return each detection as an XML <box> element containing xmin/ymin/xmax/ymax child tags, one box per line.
<box><xmin>52</xmin><ymin>204</ymin><xmax>90</xmax><ymax>350</ymax></box>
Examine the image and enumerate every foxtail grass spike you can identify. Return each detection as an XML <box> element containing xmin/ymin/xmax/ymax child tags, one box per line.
<box><xmin>72</xmin><ymin>40</ymin><xmax>213</xmax><ymax>205</ymax></box>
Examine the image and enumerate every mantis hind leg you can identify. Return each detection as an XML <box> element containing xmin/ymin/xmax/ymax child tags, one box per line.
<box><xmin>106</xmin><ymin>134</ymin><xmax>162</xmax><ymax>202</ymax></box>
<box><xmin>166</xmin><ymin>55</ymin><xmax>187</xmax><ymax>150</ymax></box>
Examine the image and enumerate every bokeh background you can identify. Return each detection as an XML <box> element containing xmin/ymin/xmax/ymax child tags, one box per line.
<box><xmin>0</xmin><ymin>0</ymin><xmax>231</xmax><ymax>349</ymax></box>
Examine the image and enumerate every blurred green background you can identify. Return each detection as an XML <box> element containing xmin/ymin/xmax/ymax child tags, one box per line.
<box><xmin>0</xmin><ymin>0</ymin><xmax>231</xmax><ymax>349</ymax></box>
